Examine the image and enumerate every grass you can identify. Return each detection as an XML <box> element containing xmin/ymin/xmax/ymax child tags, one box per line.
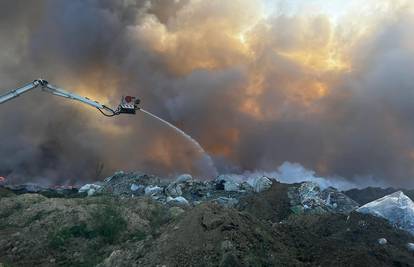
<box><xmin>130</xmin><ymin>229</ymin><xmax>147</xmax><ymax>242</ymax></box>
<box><xmin>49</xmin><ymin>202</ymin><xmax>127</xmax><ymax>248</ymax></box>
<box><xmin>149</xmin><ymin>204</ymin><xmax>171</xmax><ymax>237</ymax></box>
<box><xmin>49</xmin><ymin>223</ymin><xmax>95</xmax><ymax>248</ymax></box>
<box><xmin>90</xmin><ymin>205</ymin><xmax>127</xmax><ymax>244</ymax></box>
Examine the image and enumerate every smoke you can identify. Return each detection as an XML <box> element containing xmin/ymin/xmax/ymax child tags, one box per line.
<box><xmin>238</xmin><ymin>162</ymin><xmax>386</xmax><ymax>191</ymax></box>
<box><xmin>1</xmin><ymin>0</ymin><xmax>414</xmax><ymax>187</ymax></box>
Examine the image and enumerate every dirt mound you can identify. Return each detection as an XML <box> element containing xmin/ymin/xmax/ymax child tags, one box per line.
<box><xmin>276</xmin><ymin>212</ymin><xmax>414</xmax><ymax>266</ymax></box>
<box><xmin>237</xmin><ymin>181</ymin><xmax>292</xmax><ymax>222</ymax></box>
<box><xmin>112</xmin><ymin>202</ymin><xmax>297</xmax><ymax>267</ymax></box>
<box><xmin>2</xmin><ymin>181</ymin><xmax>414</xmax><ymax>266</ymax></box>
<box><xmin>0</xmin><ymin>194</ymin><xmax>166</xmax><ymax>266</ymax></box>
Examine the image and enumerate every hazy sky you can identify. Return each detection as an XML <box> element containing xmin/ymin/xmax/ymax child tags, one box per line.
<box><xmin>1</xmin><ymin>0</ymin><xmax>414</xmax><ymax>188</ymax></box>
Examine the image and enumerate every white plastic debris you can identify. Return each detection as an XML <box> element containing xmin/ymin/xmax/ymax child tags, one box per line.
<box><xmin>357</xmin><ymin>191</ymin><xmax>414</xmax><ymax>235</ymax></box>
<box><xmin>79</xmin><ymin>184</ymin><xmax>102</xmax><ymax>196</ymax></box>
<box><xmin>216</xmin><ymin>175</ymin><xmax>240</xmax><ymax>192</ymax></box>
<box><xmin>406</xmin><ymin>243</ymin><xmax>414</xmax><ymax>252</ymax></box>
<box><xmin>166</xmin><ymin>196</ymin><xmax>190</xmax><ymax>206</ymax></box>
<box><xmin>144</xmin><ymin>186</ymin><xmax>163</xmax><ymax>196</ymax></box>
<box><xmin>130</xmin><ymin>184</ymin><xmax>143</xmax><ymax>192</ymax></box>
<box><xmin>288</xmin><ymin>182</ymin><xmax>359</xmax><ymax>214</ymax></box>
<box><xmin>378</xmin><ymin>238</ymin><xmax>387</xmax><ymax>245</ymax></box>
<box><xmin>252</xmin><ymin>176</ymin><xmax>272</xmax><ymax>192</ymax></box>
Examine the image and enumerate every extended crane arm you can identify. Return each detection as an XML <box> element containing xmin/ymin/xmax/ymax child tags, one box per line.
<box><xmin>44</xmin><ymin>83</ymin><xmax>104</xmax><ymax>109</ymax></box>
<box><xmin>0</xmin><ymin>79</ymin><xmax>141</xmax><ymax>117</ymax></box>
<box><xmin>0</xmin><ymin>80</ymin><xmax>40</xmax><ymax>104</ymax></box>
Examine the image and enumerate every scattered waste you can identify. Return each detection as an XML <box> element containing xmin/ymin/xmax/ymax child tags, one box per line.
<box><xmin>357</xmin><ymin>191</ymin><xmax>414</xmax><ymax>235</ymax></box>
<box><xmin>378</xmin><ymin>238</ymin><xmax>387</xmax><ymax>245</ymax></box>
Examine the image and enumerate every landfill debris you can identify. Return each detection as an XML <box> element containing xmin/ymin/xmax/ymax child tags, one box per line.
<box><xmin>79</xmin><ymin>184</ymin><xmax>102</xmax><ymax>196</ymax></box>
<box><xmin>216</xmin><ymin>175</ymin><xmax>240</xmax><ymax>192</ymax></box>
<box><xmin>407</xmin><ymin>243</ymin><xmax>414</xmax><ymax>252</ymax></box>
<box><xmin>288</xmin><ymin>182</ymin><xmax>359</xmax><ymax>214</ymax></box>
<box><xmin>357</xmin><ymin>191</ymin><xmax>414</xmax><ymax>235</ymax></box>
<box><xmin>252</xmin><ymin>176</ymin><xmax>272</xmax><ymax>193</ymax></box>
<box><xmin>378</xmin><ymin>238</ymin><xmax>387</xmax><ymax>245</ymax></box>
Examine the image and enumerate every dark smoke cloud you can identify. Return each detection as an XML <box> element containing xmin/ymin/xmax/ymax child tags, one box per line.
<box><xmin>1</xmin><ymin>0</ymin><xmax>414</xmax><ymax>188</ymax></box>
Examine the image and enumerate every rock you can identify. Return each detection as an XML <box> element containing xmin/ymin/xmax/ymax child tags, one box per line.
<box><xmin>216</xmin><ymin>175</ymin><xmax>240</xmax><ymax>192</ymax></box>
<box><xmin>167</xmin><ymin>196</ymin><xmax>189</xmax><ymax>207</ymax></box>
<box><xmin>240</xmin><ymin>182</ymin><xmax>254</xmax><ymax>192</ymax></box>
<box><xmin>144</xmin><ymin>186</ymin><xmax>163</xmax><ymax>197</ymax></box>
<box><xmin>102</xmin><ymin>172</ymin><xmax>162</xmax><ymax>196</ymax></box>
<box><xmin>78</xmin><ymin>184</ymin><xmax>102</xmax><ymax>196</ymax></box>
<box><xmin>175</xmin><ymin>174</ymin><xmax>193</xmax><ymax>184</ymax></box>
<box><xmin>130</xmin><ymin>184</ymin><xmax>143</xmax><ymax>192</ymax></box>
<box><xmin>214</xmin><ymin>197</ymin><xmax>239</xmax><ymax>208</ymax></box>
<box><xmin>165</xmin><ymin>174</ymin><xmax>194</xmax><ymax>197</ymax></box>
<box><xmin>407</xmin><ymin>243</ymin><xmax>414</xmax><ymax>252</ymax></box>
<box><xmin>252</xmin><ymin>176</ymin><xmax>273</xmax><ymax>192</ymax></box>
<box><xmin>357</xmin><ymin>191</ymin><xmax>414</xmax><ymax>235</ymax></box>
<box><xmin>378</xmin><ymin>238</ymin><xmax>387</xmax><ymax>245</ymax></box>
<box><xmin>165</xmin><ymin>183</ymin><xmax>183</xmax><ymax>197</ymax></box>
<box><xmin>321</xmin><ymin>187</ymin><xmax>359</xmax><ymax>213</ymax></box>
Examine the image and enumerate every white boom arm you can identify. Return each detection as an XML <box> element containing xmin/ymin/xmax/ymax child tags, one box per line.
<box><xmin>0</xmin><ymin>79</ymin><xmax>141</xmax><ymax>117</ymax></box>
<box><xmin>0</xmin><ymin>81</ymin><xmax>39</xmax><ymax>104</ymax></box>
<box><xmin>44</xmin><ymin>83</ymin><xmax>104</xmax><ymax>109</ymax></box>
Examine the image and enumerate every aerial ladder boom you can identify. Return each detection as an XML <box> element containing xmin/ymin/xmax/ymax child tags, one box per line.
<box><xmin>0</xmin><ymin>81</ymin><xmax>40</xmax><ymax>104</ymax></box>
<box><xmin>0</xmin><ymin>79</ymin><xmax>140</xmax><ymax>117</ymax></box>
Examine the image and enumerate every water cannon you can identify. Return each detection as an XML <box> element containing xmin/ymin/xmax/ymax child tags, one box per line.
<box><xmin>0</xmin><ymin>79</ymin><xmax>141</xmax><ymax>117</ymax></box>
<box><xmin>118</xmin><ymin>96</ymin><xmax>141</xmax><ymax>114</ymax></box>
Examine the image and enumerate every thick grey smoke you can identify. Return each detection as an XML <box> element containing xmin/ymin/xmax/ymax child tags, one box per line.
<box><xmin>1</xmin><ymin>0</ymin><xmax>414</xmax><ymax>188</ymax></box>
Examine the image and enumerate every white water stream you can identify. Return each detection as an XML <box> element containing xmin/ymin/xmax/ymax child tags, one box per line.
<box><xmin>140</xmin><ymin>109</ymin><xmax>217</xmax><ymax>176</ymax></box>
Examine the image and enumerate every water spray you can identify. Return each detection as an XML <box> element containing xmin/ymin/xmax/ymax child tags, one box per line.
<box><xmin>0</xmin><ymin>79</ymin><xmax>217</xmax><ymax>175</ymax></box>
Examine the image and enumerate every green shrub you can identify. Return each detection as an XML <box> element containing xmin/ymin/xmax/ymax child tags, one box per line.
<box><xmin>131</xmin><ymin>229</ymin><xmax>147</xmax><ymax>241</ymax></box>
<box><xmin>49</xmin><ymin>223</ymin><xmax>95</xmax><ymax>248</ymax></box>
<box><xmin>149</xmin><ymin>205</ymin><xmax>171</xmax><ymax>236</ymax></box>
<box><xmin>48</xmin><ymin>199</ymin><xmax>127</xmax><ymax>249</ymax></box>
<box><xmin>90</xmin><ymin>205</ymin><xmax>127</xmax><ymax>244</ymax></box>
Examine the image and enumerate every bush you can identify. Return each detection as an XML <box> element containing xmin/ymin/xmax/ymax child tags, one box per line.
<box><xmin>90</xmin><ymin>205</ymin><xmax>127</xmax><ymax>244</ymax></box>
<box><xmin>49</xmin><ymin>223</ymin><xmax>95</xmax><ymax>248</ymax></box>
<box><xmin>48</xmin><ymin>200</ymin><xmax>127</xmax><ymax>249</ymax></box>
<box><xmin>149</xmin><ymin>204</ymin><xmax>171</xmax><ymax>236</ymax></box>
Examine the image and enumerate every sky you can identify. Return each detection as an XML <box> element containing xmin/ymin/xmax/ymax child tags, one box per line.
<box><xmin>1</xmin><ymin>0</ymin><xmax>414</xmax><ymax>188</ymax></box>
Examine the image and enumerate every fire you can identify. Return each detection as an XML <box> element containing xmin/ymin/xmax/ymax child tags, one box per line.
<box><xmin>0</xmin><ymin>176</ymin><xmax>6</xmax><ymax>183</ymax></box>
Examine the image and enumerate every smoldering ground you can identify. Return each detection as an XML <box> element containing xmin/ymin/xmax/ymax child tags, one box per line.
<box><xmin>1</xmin><ymin>0</ymin><xmax>414</xmax><ymax>188</ymax></box>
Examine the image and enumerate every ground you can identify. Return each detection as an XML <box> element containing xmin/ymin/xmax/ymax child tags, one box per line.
<box><xmin>1</xmin><ymin>182</ymin><xmax>414</xmax><ymax>267</ymax></box>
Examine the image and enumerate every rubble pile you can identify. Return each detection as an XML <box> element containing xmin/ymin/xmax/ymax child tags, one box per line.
<box><xmin>357</xmin><ymin>191</ymin><xmax>414</xmax><ymax>235</ymax></box>
<box><xmin>288</xmin><ymin>181</ymin><xmax>359</xmax><ymax>214</ymax></box>
<box><xmin>76</xmin><ymin>172</ymin><xmax>275</xmax><ymax>208</ymax></box>
<box><xmin>3</xmin><ymin>172</ymin><xmax>414</xmax><ymax>266</ymax></box>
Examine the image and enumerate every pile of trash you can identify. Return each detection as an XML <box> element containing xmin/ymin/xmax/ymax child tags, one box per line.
<box><xmin>357</xmin><ymin>191</ymin><xmax>414</xmax><ymax>235</ymax></box>
<box><xmin>288</xmin><ymin>181</ymin><xmax>359</xmax><ymax>214</ymax></box>
<box><xmin>78</xmin><ymin>171</ymin><xmax>274</xmax><ymax>208</ymax></box>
